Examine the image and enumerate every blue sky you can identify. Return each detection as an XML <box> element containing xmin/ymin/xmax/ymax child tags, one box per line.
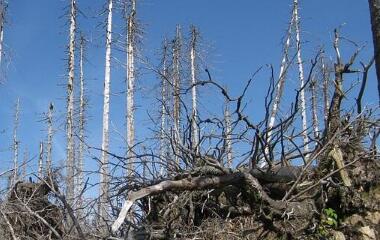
<box><xmin>0</xmin><ymin>0</ymin><xmax>377</xmax><ymax>179</ymax></box>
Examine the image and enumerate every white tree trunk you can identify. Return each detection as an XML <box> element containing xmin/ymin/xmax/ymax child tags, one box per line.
<box><xmin>12</xmin><ymin>98</ymin><xmax>20</xmax><ymax>184</ymax></box>
<box><xmin>46</xmin><ymin>102</ymin><xmax>54</xmax><ymax>175</ymax></box>
<box><xmin>190</xmin><ymin>26</ymin><xmax>199</xmax><ymax>154</ymax></box>
<box><xmin>22</xmin><ymin>148</ymin><xmax>28</xmax><ymax>181</ymax></box>
<box><xmin>66</xmin><ymin>0</ymin><xmax>76</xmax><ymax>205</ymax></box>
<box><xmin>267</xmin><ymin>12</ymin><xmax>294</xmax><ymax>132</ymax></box>
<box><xmin>263</xmin><ymin>4</ymin><xmax>295</xmax><ymax>168</ymax></box>
<box><xmin>76</xmin><ymin>35</ymin><xmax>86</xmax><ymax>209</ymax></box>
<box><xmin>224</xmin><ymin>101</ymin><xmax>233</xmax><ymax>167</ymax></box>
<box><xmin>310</xmin><ymin>78</ymin><xmax>319</xmax><ymax>143</ymax></box>
<box><xmin>126</xmin><ymin>0</ymin><xmax>136</xmax><ymax>177</ymax></box>
<box><xmin>321</xmin><ymin>56</ymin><xmax>330</xmax><ymax>128</ymax></box>
<box><xmin>100</xmin><ymin>0</ymin><xmax>113</xmax><ymax>223</ymax></box>
<box><xmin>160</xmin><ymin>40</ymin><xmax>169</xmax><ymax>176</ymax></box>
<box><xmin>38</xmin><ymin>142</ymin><xmax>44</xmax><ymax>180</ymax></box>
<box><xmin>294</xmin><ymin>0</ymin><xmax>309</xmax><ymax>155</ymax></box>
<box><xmin>173</xmin><ymin>25</ymin><xmax>182</xmax><ymax>165</ymax></box>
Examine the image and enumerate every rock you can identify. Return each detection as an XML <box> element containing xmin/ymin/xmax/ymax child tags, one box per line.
<box><xmin>365</xmin><ymin>211</ymin><xmax>380</xmax><ymax>225</ymax></box>
<box><xmin>358</xmin><ymin>226</ymin><xmax>376</xmax><ymax>240</ymax></box>
<box><xmin>332</xmin><ymin>230</ymin><xmax>346</xmax><ymax>240</ymax></box>
<box><xmin>343</xmin><ymin>214</ymin><xmax>365</xmax><ymax>226</ymax></box>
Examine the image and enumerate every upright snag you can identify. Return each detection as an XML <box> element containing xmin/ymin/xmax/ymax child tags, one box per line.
<box><xmin>310</xmin><ymin>77</ymin><xmax>319</xmax><ymax>143</ymax></box>
<box><xmin>190</xmin><ymin>26</ymin><xmax>199</xmax><ymax>155</ymax></box>
<box><xmin>264</xmin><ymin>2</ymin><xmax>295</xmax><ymax>168</ymax></box>
<box><xmin>76</xmin><ymin>34</ymin><xmax>86</xmax><ymax>210</ymax></box>
<box><xmin>99</xmin><ymin>0</ymin><xmax>113</xmax><ymax>225</ymax></box>
<box><xmin>22</xmin><ymin>148</ymin><xmax>29</xmax><ymax>181</ymax></box>
<box><xmin>160</xmin><ymin>39</ymin><xmax>169</xmax><ymax>176</ymax></box>
<box><xmin>46</xmin><ymin>102</ymin><xmax>54</xmax><ymax>175</ymax></box>
<box><xmin>12</xmin><ymin>98</ymin><xmax>20</xmax><ymax>185</ymax></box>
<box><xmin>38</xmin><ymin>142</ymin><xmax>44</xmax><ymax>180</ymax></box>
<box><xmin>293</xmin><ymin>0</ymin><xmax>309</xmax><ymax>157</ymax></box>
<box><xmin>172</xmin><ymin>25</ymin><xmax>182</xmax><ymax>165</ymax></box>
<box><xmin>125</xmin><ymin>0</ymin><xmax>137</xmax><ymax>178</ymax></box>
<box><xmin>224</xmin><ymin>100</ymin><xmax>233</xmax><ymax>167</ymax></box>
<box><xmin>319</xmin><ymin>29</ymin><xmax>357</xmax><ymax>187</ymax></box>
<box><xmin>66</xmin><ymin>0</ymin><xmax>76</xmax><ymax>205</ymax></box>
<box><xmin>321</xmin><ymin>54</ymin><xmax>330</xmax><ymax>128</ymax></box>
<box><xmin>267</xmin><ymin>3</ymin><xmax>294</xmax><ymax>132</ymax></box>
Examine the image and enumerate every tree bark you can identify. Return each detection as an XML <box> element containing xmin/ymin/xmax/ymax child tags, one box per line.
<box><xmin>172</xmin><ymin>25</ymin><xmax>182</xmax><ymax>165</ymax></box>
<box><xmin>310</xmin><ymin>78</ymin><xmax>319</xmax><ymax>142</ymax></box>
<box><xmin>22</xmin><ymin>148</ymin><xmax>28</xmax><ymax>181</ymax></box>
<box><xmin>76</xmin><ymin>35</ymin><xmax>86</xmax><ymax>211</ymax></box>
<box><xmin>100</xmin><ymin>0</ymin><xmax>113</xmax><ymax>224</ymax></box>
<box><xmin>224</xmin><ymin>101</ymin><xmax>233</xmax><ymax>167</ymax></box>
<box><xmin>38</xmin><ymin>142</ymin><xmax>44</xmax><ymax>180</ymax></box>
<box><xmin>160</xmin><ymin>39</ymin><xmax>169</xmax><ymax>176</ymax></box>
<box><xmin>66</xmin><ymin>0</ymin><xmax>76</xmax><ymax>205</ymax></box>
<box><xmin>46</xmin><ymin>103</ymin><xmax>54</xmax><ymax>175</ymax></box>
<box><xmin>126</xmin><ymin>0</ymin><xmax>136</xmax><ymax>177</ymax></box>
<box><xmin>321</xmin><ymin>56</ymin><xmax>330</xmax><ymax>128</ymax></box>
<box><xmin>12</xmin><ymin>98</ymin><xmax>20</xmax><ymax>185</ymax></box>
<box><xmin>294</xmin><ymin>0</ymin><xmax>309</xmax><ymax>155</ymax></box>
<box><xmin>190</xmin><ymin>26</ymin><xmax>199</xmax><ymax>154</ymax></box>
<box><xmin>368</xmin><ymin>0</ymin><xmax>380</xmax><ymax>103</ymax></box>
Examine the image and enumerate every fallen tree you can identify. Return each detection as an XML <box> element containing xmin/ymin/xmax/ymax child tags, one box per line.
<box><xmin>107</xmin><ymin>29</ymin><xmax>380</xmax><ymax>239</ymax></box>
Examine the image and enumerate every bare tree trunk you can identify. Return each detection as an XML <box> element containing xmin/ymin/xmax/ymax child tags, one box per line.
<box><xmin>160</xmin><ymin>40</ymin><xmax>169</xmax><ymax>176</ymax></box>
<box><xmin>99</xmin><ymin>0</ymin><xmax>113</xmax><ymax>224</ymax></box>
<box><xmin>310</xmin><ymin>78</ymin><xmax>319</xmax><ymax>143</ymax></box>
<box><xmin>76</xmin><ymin>35</ymin><xmax>86</xmax><ymax>209</ymax></box>
<box><xmin>22</xmin><ymin>148</ymin><xmax>28</xmax><ymax>180</ymax></box>
<box><xmin>12</xmin><ymin>98</ymin><xmax>20</xmax><ymax>185</ymax></box>
<box><xmin>126</xmin><ymin>0</ymin><xmax>136</xmax><ymax>178</ymax></box>
<box><xmin>224</xmin><ymin>100</ymin><xmax>233</xmax><ymax>167</ymax></box>
<box><xmin>173</xmin><ymin>25</ymin><xmax>182</xmax><ymax>165</ymax></box>
<box><xmin>321</xmin><ymin>56</ymin><xmax>330</xmax><ymax>128</ymax></box>
<box><xmin>190</xmin><ymin>26</ymin><xmax>199</xmax><ymax>154</ymax></box>
<box><xmin>66</xmin><ymin>0</ymin><xmax>76</xmax><ymax>205</ymax></box>
<box><xmin>294</xmin><ymin>0</ymin><xmax>309</xmax><ymax>155</ymax></box>
<box><xmin>46</xmin><ymin>102</ymin><xmax>54</xmax><ymax>175</ymax></box>
<box><xmin>368</xmin><ymin>0</ymin><xmax>380</xmax><ymax>103</ymax></box>
<box><xmin>38</xmin><ymin>142</ymin><xmax>44</xmax><ymax>180</ymax></box>
<box><xmin>268</xmin><ymin>8</ymin><xmax>294</xmax><ymax>132</ymax></box>
<box><xmin>264</xmin><ymin>3</ymin><xmax>294</xmax><ymax>168</ymax></box>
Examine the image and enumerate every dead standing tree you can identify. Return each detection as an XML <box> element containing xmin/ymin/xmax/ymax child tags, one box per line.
<box><xmin>11</xmin><ymin>98</ymin><xmax>20</xmax><ymax>186</ymax></box>
<box><xmin>65</xmin><ymin>0</ymin><xmax>76</xmax><ymax>206</ymax></box>
<box><xmin>125</xmin><ymin>0</ymin><xmax>137</xmax><ymax>178</ymax></box>
<box><xmin>46</xmin><ymin>103</ymin><xmax>54</xmax><ymax>175</ymax></box>
<box><xmin>75</xmin><ymin>34</ymin><xmax>87</xmax><ymax>213</ymax></box>
<box><xmin>190</xmin><ymin>26</ymin><xmax>199</xmax><ymax>155</ymax></box>
<box><xmin>99</xmin><ymin>0</ymin><xmax>113</xmax><ymax>226</ymax></box>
